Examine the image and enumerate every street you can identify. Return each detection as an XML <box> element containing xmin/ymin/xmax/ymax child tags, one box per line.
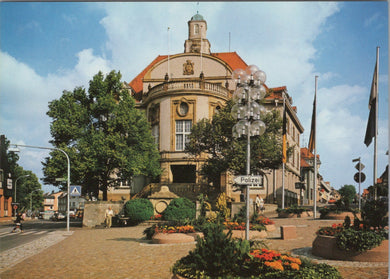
<box><xmin>0</xmin><ymin>219</ymin><xmax>82</xmax><ymax>252</ymax></box>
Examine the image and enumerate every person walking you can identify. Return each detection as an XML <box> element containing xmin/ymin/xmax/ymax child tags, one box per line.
<box><xmin>105</xmin><ymin>206</ymin><xmax>114</xmax><ymax>228</ymax></box>
<box><xmin>12</xmin><ymin>212</ymin><xmax>24</xmax><ymax>232</ymax></box>
<box><xmin>255</xmin><ymin>195</ymin><xmax>264</xmax><ymax>214</ymax></box>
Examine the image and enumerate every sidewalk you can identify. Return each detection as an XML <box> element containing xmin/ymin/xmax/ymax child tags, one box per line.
<box><xmin>0</xmin><ymin>217</ymin><xmax>388</xmax><ymax>279</ymax></box>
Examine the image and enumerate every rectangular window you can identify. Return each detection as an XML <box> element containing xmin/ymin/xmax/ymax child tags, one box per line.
<box><xmin>176</xmin><ymin>120</ymin><xmax>192</xmax><ymax>151</ymax></box>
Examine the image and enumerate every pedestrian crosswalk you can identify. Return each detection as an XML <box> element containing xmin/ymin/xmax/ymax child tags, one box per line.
<box><xmin>0</xmin><ymin>229</ymin><xmax>49</xmax><ymax>238</ymax></box>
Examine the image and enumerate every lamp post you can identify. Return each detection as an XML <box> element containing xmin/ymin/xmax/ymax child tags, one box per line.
<box><xmin>30</xmin><ymin>189</ymin><xmax>40</xmax><ymax>213</ymax></box>
<box><xmin>14</xmin><ymin>174</ymin><xmax>30</xmax><ymax>216</ymax></box>
<box><xmin>11</xmin><ymin>144</ymin><xmax>71</xmax><ymax>232</ymax></box>
<box><xmin>231</xmin><ymin>65</ymin><xmax>267</xmax><ymax>240</ymax></box>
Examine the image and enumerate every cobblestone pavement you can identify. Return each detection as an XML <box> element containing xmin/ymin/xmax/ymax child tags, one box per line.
<box><xmin>0</xmin><ymin>216</ymin><xmax>388</xmax><ymax>279</ymax></box>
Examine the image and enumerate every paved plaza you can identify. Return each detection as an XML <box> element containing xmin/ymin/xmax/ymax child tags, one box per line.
<box><xmin>0</xmin><ymin>216</ymin><xmax>388</xmax><ymax>279</ymax></box>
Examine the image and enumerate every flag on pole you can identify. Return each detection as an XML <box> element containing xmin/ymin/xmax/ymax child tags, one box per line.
<box><xmin>364</xmin><ymin>61</ymin><xmax>378</xmax><ymax>147</ymax></box>
<box><xmin>308</xmin><ymin>91</ymin><xmax>316</xmax><ymax>153</ymax></box>
<box><xmin>282</xmin><ymin>100</ymin><xmax>287</xmax><ymax>163</ymax></box>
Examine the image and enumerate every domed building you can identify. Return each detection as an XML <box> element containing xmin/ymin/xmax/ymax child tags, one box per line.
<box><xmin>127</xmin><ymin>13</ymin><xmax>304</xmax><ymax>205</ymax></box>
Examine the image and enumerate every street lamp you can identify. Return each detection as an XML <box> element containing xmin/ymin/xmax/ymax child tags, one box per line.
<box><xmin>11</xmin><ymin>144</ymin><xmax>71</xmax><ymax>232</ymax></box>
<box><xmin>14</xmin><ymin>174</ymin><xmax>30</xmax><ymax>216</ymax></box>
<box><xmin>231</xmin><ymin>65</ymin><xmax>267</xmax><ymax>240</ymax></box>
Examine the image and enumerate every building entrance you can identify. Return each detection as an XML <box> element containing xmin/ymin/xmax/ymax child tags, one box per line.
<box><xmin>171</xmin><ymin>165</ymin><xmax>196</xmax><ymax>183</ymax></box>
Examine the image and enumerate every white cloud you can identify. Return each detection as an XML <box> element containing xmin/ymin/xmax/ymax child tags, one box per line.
<box><xmin>0</xmin><ymin>48</ymin><xmax>112</xmax><ymax>192</ymax></box>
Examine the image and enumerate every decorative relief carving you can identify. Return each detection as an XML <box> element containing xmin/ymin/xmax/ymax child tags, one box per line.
<box><xmin>183</xmin><ymin>60</ymin><xmax>194</xmax><ymax>75</ymax></box>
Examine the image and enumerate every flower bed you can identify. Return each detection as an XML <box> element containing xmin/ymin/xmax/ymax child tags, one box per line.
<box><xmin>223</xmin><ymin>221</ymin><xmax>267</xmax><ymax>239</ymax></box>
<box><xmin>324</xmin><ymin>211</ymin><xmax>361</xmax><ymax>220</ymax></box>
<box><xmin>152</xmin><ymin>232</ymin><xmax>203</xmax><ymax>244</ymax></box>
<box><xmin>313</xmin><ymin>222</ymin><xmax>388</xmax><ymax>261</ymax></box>
<box><xmin>312</xmin><ymin>235</ymin><xmax>388</xmax><ymax>262</ymax></box>
<box><xmin>144</xmin><ymin>224</ymin><xmax>204</xmax><ymax>244</ymax></box>
<box><xmin>276</xmin><ymin>206</ymin><xmax>311</xmax><ymax>218</ymax></box>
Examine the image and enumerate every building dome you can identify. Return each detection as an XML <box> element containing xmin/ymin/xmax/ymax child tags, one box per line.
<box><xmin>191</xmin><ymin>13</ymin><xmax>204</xmax><ymax>21</ymax></box>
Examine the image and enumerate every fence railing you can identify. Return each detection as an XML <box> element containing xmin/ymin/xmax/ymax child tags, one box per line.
<box><xmin>146</xmin><ymin>80</ymin><xmax>230</xmax><ymax>98</ymax></box>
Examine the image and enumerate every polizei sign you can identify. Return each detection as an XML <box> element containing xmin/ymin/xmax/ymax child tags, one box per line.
<box><xmin>234</xmin><ymin>175</ymin><xmax>263</xmax><ymax>187</ymax></box>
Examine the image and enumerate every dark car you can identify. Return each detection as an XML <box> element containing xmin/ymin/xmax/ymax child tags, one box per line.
<box><xmin>51</xmin><ymin>212</ymin><xmax>66</xmax><ymax>221</ymax></box>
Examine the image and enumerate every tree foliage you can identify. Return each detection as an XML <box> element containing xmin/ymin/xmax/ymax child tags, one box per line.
<box><xmin>42</xmin><ymin>71</ymin><xmax>161</xmax><ymax>200</ymax></box>
<box><xmin>185</xmin><ymin>100</ymin><xmax>286</xmax><ymax>187</ymax></box>
<box><xmin>338</xmin><ymin>184</ymin><xmax>357</xmax><ymax>209</ymax></box>
<box><xmin>1</xmin><ymin>135</ymin><xmax>43</xmax><ymax>212</ymax></box>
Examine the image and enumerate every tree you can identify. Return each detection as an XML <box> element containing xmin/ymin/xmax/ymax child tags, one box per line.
<box><xmin>43</xmin><ymin>70</ymin><xmax>161</xmax><ymax>200</ymax></box>
<box><xmin>0</xmin><ymin>135</ymin><xmax>43</xmax><ymax>212</ymax></box>
<box><xmin>338</xmin><ymin>184</ymin><xmax>357</xmax><ymax>209</ymax></box>
<box><xmin>186</xmin><ymin>100</ymin><xmax>286</xmax><ymax>187</ymax></box>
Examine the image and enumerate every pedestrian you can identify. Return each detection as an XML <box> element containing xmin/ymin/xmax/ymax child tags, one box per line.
<box><xmin>105</xmin><ymin>206</ymin><xmax>114</xmax><ymax>228</ymax></box>
<box><xmin>255</xmin><ymin>195</ymin><xmax>264</xmax><ymax>214</ymax></box>
<box><xmin>12</xmin><ymin>212</ymin><xmax>24</xmax><ymax>232</ymax></box>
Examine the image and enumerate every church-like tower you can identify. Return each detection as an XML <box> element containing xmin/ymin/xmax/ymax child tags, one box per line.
<box><xmin>184</xmin><ymin>12</ymin><xmax>211</xmax><ymax>54</ymax></box>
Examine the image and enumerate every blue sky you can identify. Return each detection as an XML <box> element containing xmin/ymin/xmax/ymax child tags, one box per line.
<box><xmin>0</xmin><ymin>2</ymin><xmax>388</xmax><ymax>194</ymax></box>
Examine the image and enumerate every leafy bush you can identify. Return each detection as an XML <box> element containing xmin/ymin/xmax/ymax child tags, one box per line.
<box><xmin>163</xmin><ymin>197</ymin><xmax>196</xmax><ymax>221</ymax></box>
<box><xmin>124</xmin><ymin>198</ymin><xmax>154</xmax><ymax>223</ymax></box>
<box><xmin>336</xmin><ymin>228</ymin><xmax>385</xmax><ymax>252</ymax></box>
<box><xmin>361</xmin><ymin>199</ymin><xmax>388</xmax><ymax>229</ymax></box>
<box><xmin>215</xmin><ymin>192</ymin><xmax>230</xmax><ymax>219</ymax></box>
<box><xmin>172</xmin><ymin>221</ymin><xmax>250</xmax><ymax>278</ymax></box>
<box><xmin>172</xmin><ymin>221</ymin><xmax>341</xmax><ymax>278</ymax></box>
<box><xmin>276</xmin><ymin>205</ymin><xmax>308</xmax><ymax>215</ymax></box>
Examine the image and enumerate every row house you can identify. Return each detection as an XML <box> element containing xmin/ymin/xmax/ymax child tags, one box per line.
<box><xmin>43</xmin><ymin>191</ymin><xmax>63</xmax><ymax>212</ymax></box>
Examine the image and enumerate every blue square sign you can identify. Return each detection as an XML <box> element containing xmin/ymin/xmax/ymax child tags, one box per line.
<box><xmin>70</xmin><ymin>185</ymin><xmax>82</xmax><ymax>197</ymax></box>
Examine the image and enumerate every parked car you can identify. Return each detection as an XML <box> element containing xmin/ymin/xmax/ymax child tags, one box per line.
<box><xmin>51</xmin><ymin>212</ymin><xmax>66</xmax><ymax>221</ymax></box>
<box><xmin>69</xmin><ymin>211</ymin><xmax>76</xmax><ymax>219</ymax></box>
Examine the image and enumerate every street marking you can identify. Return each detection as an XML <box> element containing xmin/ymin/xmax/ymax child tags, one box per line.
<box><xmin>0</xmin><ymin>230</ymin><xmax>48</xmax><ymax>238</ymax></box>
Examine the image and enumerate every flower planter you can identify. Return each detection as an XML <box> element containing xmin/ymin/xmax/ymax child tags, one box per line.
<box><xmin>223</xmin><ymin>229</ymin><xmax>267</xmax><ymax>239</ymax></box>
<box><xmin>324</xmin><ymin>212</ymin><xmax>361</xmax><ymax>220</ymax></box>
<box><xmin>312</xmin><ymin>235</ymin><xmax>388</xmax><ymax>262</ymax></box>
<box><xmin>300</xmin><ymin>211</ymin><xmax>313</xmax><ymax>217</ymax></box>
<box><xmin>152</xmin><ymin>232</ymin><xmax>203</xmax><ymax>244</ymax></box>
<box><xmin>265</xmin><ymin>224</ymin><xmax>276</xmax><ymax>232</ymax></box>
<box><xmin>278</xmin><ymin>212</ymin><xmax>299</xmax><ymax>218</ymax></box>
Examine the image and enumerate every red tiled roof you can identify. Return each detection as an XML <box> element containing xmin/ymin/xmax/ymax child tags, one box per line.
<box><xmin>210</xmin><ymin>52</ymin><xmax>248</xmax><ymax>71</ymax></box>
<box><xmin>300</xmin><ymin>157</ymin><xmax>311</xmax><ymax>167</ymax></box>
<box><xmin>301</xmin><ymin>147</ymin><xmax>320</xmax><ymax>160</ymax></box>
<box><xmin>265</xmin><ymin>86</ymin><xmax>286</xmax><ymax>100</ymax></box>
<box><xmin>128</xmin><ymin>52</ymin><xmax>248</xmax><ymax>95</ymax></box>
<box><xmin>128</xmin><ymin>55</ymin><xmax>168</xmax><ymax>94</ymax></box>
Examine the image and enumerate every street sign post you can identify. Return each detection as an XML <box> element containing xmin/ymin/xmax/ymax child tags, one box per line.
<box><xmin>70</xmin><ymin>185</ymin><xmax>82</xmax><ymax>197</ymax></box>
<box><xmin>355</xmin><ymin>163</ymin><xmax>365</xmax><ymax>171</ymax></box>
<box><xmin>234</xmin><ymin>175</ymin><xmax>263</xmax><ymax>186</ymax></box>
<box><xmin>354</xmin><ymin>172</ymin><xmax>366</xmax><ymax>183</ymax></box>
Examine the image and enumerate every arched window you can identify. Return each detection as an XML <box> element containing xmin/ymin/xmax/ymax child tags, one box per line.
<box><xmin>194</xmin><ymin>24</ymin><xmax>199</xmax><ymax>34</ymax></box>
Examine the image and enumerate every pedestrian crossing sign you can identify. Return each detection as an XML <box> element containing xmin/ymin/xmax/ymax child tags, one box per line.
<box><xmin>70</xmin><ymin>185</ymin><xmax>82</xmax><ymax>197</ymax></box>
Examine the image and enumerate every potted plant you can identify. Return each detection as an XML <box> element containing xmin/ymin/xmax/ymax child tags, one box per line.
<box><xmin>313</xmin><ymin>199</ymin><xmax>388</xmax><ymax>262</ymax></box>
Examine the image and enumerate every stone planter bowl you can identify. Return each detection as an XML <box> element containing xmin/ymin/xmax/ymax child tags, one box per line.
<box><xmin>324</xmin><ymin>211</ymin><xmax>361</xmax><ymax>221</ymax></box>
<box><xmin>152</xmin><ymin>232</ymin><xmax>203</xmax><ymax>244</ymax></box>
<box><xmin>312</xmin><ymin>234</ymin><xmax>388</xmax><ymax>262</ymax></box>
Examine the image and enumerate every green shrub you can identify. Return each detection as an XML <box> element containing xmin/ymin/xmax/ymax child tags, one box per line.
<box><xmin>336</xmin><ymin>228</ymin><xmax>385</xmax><ymax>252</ymax></box>
<box><xmin>124</xmin><ymin>198</ymin><xmax>154</xmax><ymax>223</ymax></box>
<box><xmin>163</xmin><ymin>197</ymin><xmax>196</xmax><ymax>221</ymax></box>
<box><xmin>172</xmin><ymin>222</ymin><xmax>249</xmax><ymax>278</ymax></box>
<box><xmin>361</xmin><ymin>199</ymin><xmax>388</xmax><ymax>229</ymax></box>
<box><xmin>172</xmin><ymin>222</ymin><xmax>341</xmax><ymax>279</ymax></box>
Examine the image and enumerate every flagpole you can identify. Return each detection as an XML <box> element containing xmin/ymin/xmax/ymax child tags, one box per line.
<box><xmin>313</xmin><ymin>76</ymin><xmax>318</xmax><ymax>219</ymax></box>
<box><xmin>282</xmin><ymin>92</ymin><xmax>285</xmax><ymax>209</ymax></box>
<box><xmin>374</xmin><ymin>46</ymin><xmax>379</xmax><ymax>199</ymax></box>
<box><xmin>167</xmin><ymin>27</ymin><xmax>170</xmax><ymax>79</ymax></box>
